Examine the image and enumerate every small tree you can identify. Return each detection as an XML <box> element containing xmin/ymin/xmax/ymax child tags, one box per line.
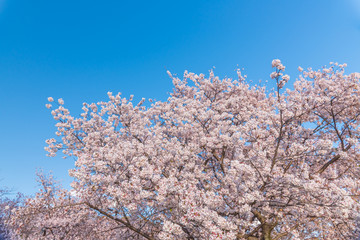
<box><xmin>0</xmin><ymin>188</ymin><xmax>22</xmax><ymax>240</ymax></box>
<box><xmin>0</xmin><ymin>188</ymin><xmax>9</xmax><ymax>240</ymax></box>
<box><xmin>6</xmin><ymin>61</ymin><xmax>360</xmax><ymax>239</ymax></box>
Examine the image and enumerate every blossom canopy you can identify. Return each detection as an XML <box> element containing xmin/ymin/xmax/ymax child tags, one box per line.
<box><xmin>5</xmin><ymin>61</ymin><xmax>360</xmax><ymax>240</ymax></box>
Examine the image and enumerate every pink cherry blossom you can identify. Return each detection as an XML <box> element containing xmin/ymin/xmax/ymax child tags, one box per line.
<box><xmin>5</xmin><ymin>60</ymin><xmax>360</xmax><ymax>240</ymax></box>
<box><xmin>58</xmin><ymin>98</ymin><xmax>64</xmax><ymax>105</ymax></box>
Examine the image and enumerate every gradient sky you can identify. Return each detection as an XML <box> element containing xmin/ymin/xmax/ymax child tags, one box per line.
<box><xmin>0</xmin><ymin>0</ymin><xmax>359</xmax><ymax>196</ymax></box>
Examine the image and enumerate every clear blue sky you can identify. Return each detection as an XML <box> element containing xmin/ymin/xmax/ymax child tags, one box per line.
<box><xmin>0</xmin><ymin>0</ymin><xmax>359</xmax><ymax>196</ymax></box>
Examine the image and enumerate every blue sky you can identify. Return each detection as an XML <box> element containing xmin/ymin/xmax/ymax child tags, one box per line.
<box><xmin>0</xmin><ymin>0</ymin><xmax>359</xmax><ymax>196</ymax></box>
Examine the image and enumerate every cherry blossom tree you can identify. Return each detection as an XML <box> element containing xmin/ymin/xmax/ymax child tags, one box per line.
<box><xmin>0</xmin><ymin>187</ymin><xmax>21</xmax><ymax>240</ymax></box>
<box><xmin>5</xmin><ymin>60</ymin><xmax>360</xmax><ymax>239</ymax></box>
<box><xmin>0</xmin><ymin>188</ymin><xmax>10</xmax><ymax>240</ymax></box>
